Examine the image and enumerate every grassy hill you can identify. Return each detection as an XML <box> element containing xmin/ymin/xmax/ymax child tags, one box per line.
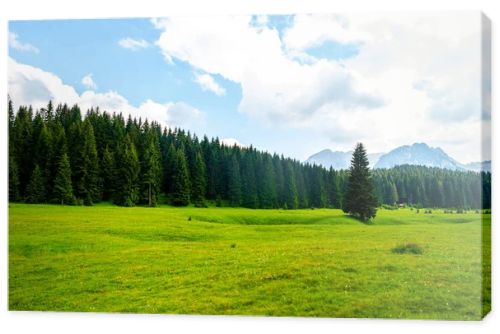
<box><xmin>8</xmin><ymin>204</ymin><xmax>490</xmax><ymax>319</ymax></box>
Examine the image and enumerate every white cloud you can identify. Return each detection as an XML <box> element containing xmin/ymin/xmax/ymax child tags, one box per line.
<box><xmin>194</xmin><ymin>73</ymin><xmax>226</xmax><ymax>96</ymax></box>
<box><xmin>152</xmin><ymin>13</ymin><xmax>487</xmax><ymax>163</ymax></box>
<box><xmin>118</xmin><ymin>38</ymin><xmax>150</xmax><ymax>51</ymax></box>
<box><xmin>81</xmin><ymin>73</ymin><xmax>97</xmax><ymax>90</ymax></box>
<box><xmin>8</xmin><ymin>58</ymin><xmax>205</xmax><ymax>133</ymax></box>
<box><xmin>154</xmin><ymin>16</ymin><xmax>381</xmax><ymax>127</ymax></box>
<box><xmin>9</xmin><ymin>32</ymin><xmax>39</xmax><ymax>53</ymax></box>
<box><xmin>221</xmin><ymin>138</ymin><xmax>246</xmax><ymax>148</ymax></box>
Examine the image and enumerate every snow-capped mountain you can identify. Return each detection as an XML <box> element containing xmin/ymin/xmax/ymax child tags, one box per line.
<box><xmin>306</xmin><ymin>143</ymin><xmax>490</xmax><ymax>171</ymax></box>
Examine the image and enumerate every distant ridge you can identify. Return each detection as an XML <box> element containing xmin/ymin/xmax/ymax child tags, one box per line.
<box><xmin>306</xmin><ymin>143</ymin><xmax>490</xmax><ymax>172</ymax></box>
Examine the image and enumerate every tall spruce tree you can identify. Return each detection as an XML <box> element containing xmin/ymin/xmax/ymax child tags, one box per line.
<box><xmin>26</xmin><ymin>164</ymin><xmax>46</xmax><ymax>203</ymax></box>
<box><xmin>191</xmin><ymin>151</ymin><xmax>207</xmax><ymax>207</ymax></box>
<box><xmin>227</xmin><ymin>155</ymin><xmax>242</xmax><ymax>206</ymax></box>
<box><xmin>343</xmin><ymin>143</ymin><xmax>377</xmax><ymax>221</ymax></box>
<box><xmin>113</xmin><ymin>135</ymin><xmax>140</xmax><ymax>206</ymax></box>
<box><xmin>171</xmin><ymin>146</ymin><xmax>190</xmax><ymax>206</ymax></box>
<box><xmin>9</xmin><ymin>156</ymin><xmax>20</xmax><ymax>202</ymax></box>
<box><xmin>140</xmin><ymin>127</ymin><xmax>162</xmax><ymax>206</ymax></box>
<box><xmin>81</xmin><ymin>119</ymin><xmax>101</xmax><ymax>205</ymax></box>
<box><xmin>53</xmin><ymin>153</ymin><xmax>74</xmax><ymax>204</ymax></box>
<box><xmin>100</xmin><ymin>146</ymin><xmax>115</xmax><ymax>201</ymax></box>
<box><xmin>283</xmin><ymin>161</ymin><xmax>299</xmax><ymax>209</ymax></box>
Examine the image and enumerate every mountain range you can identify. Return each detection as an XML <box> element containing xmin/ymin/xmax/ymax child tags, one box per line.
<box><xmin>306</xmin><ymin>143</ymin><xmax>491</xmax><ymax>172</ymax></box>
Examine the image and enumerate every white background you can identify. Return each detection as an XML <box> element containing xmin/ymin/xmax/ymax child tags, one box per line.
<box><xmin>0</xmin><ymin>0</ymin><xmax>497</xmax><ymax>333</ymax></box>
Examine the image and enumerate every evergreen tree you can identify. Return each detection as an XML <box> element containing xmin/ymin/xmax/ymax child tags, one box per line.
<box><xmin>26</xmin><ymin>164</ymin><xmax>46</xmax><ymax>203</ymax></box>
<box><xmin>81</xmin><ymin>119</ymin><xmax>101</xmax><ymax>205</ymax></box>
<box><xmin>241</xmin><ymin>151</ymin><xmax>259</xmax><ymax>208</ymax></box>
<box><xmin>9</xmin><ymin>156</ymin><xmax>20</xmax><ymax>202</ymax></box>
<box><xmin>53</xmin><ymin>153</ymin><xmax>74</xmax><ymax>204</ymax></box>
<box><xmin>162</xmin><ymin>143</ymin><xmax>177</xmax><ymax>194</ymax></box>
<box><xmin>171</xmin><ymin>147</ymin><xmax>191</xmax><ymax>206</ymax></box>
<box><xmin>227</xmin><ymin>155</ymin><xmax>242</xmax><ymax>206</ymax></box>
<box><xmin>113</xmin><ymin>135</ymin><xmax>140</xmax><ymax>206</ymax></box>
<box><xmin>283</xmin><ymin>161</ymin><xmax>299</xmax><ymax>209</ymax></box>
<box><xmin>191</xmin><ymin>151</ymin><xmax>207</xmax><ymax>207</ymax></box>
<box><xmin>100</xmin><ymin>146</ymin><xmax>115</xmax><ymax>201</ymax></box>
<box><xmin>140</xmin><ymin>127</ymin><xmax>162</xmax><ymax>206</ymax></box>
<box><xmin>343</xmin><ymin>143</ymin><xmax>377</xmax><ymax>221</ymax></box>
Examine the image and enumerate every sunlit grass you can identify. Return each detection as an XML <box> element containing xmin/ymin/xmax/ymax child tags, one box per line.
<box><xmin>9</xmin><ymin>204</ymin><xmax>489</xmax><ymax>319</ymax></box>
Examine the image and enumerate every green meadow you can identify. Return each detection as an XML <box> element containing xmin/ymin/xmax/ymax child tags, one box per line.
<box><xmin>9</xmin><ymin>203</ymin><xmax>490</xmax><ymax>320</ymax></box>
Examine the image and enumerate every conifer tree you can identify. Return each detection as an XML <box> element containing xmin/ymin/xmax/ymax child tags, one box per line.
<box><xmin>140</xmin><ymin>128</ymin><xmax>162</xmax><ymax>206</ymax></box>
<box><xmin>81</xmin><ymin>119</ymin><xmax>101</xmax><ymax>205</ymax></box>
<box><xmin>100</xmin><ymin>146</ymin><xmax>115</xmax><ymax>201</ymax></box>
<box><xmin>113</xmin><ymin>135</ymin><xmax>140</xmax><ymax>206</ymax></box>
<box><xmin>53</xmin><ymin>153</ymin><xmax>74</xmax><ymax>204</ymax></box>
<box><xmin>171</xmin><ymin>146</ymin><xmax>190</xmax><ymax>206</ymax></box>
<box><xmin>191</xmin><ymin>151</ymin><xmax>207</xmax><ymax>207</ymax></box>
<box><xmin>241</xmin><ymin>151</ymin><xmax>258</xmax><ymax>208</ymax></box>
<box><xmin>9</xmin><ymin>156</ymin><xmax>20</xmax><ymax>202</ymax></box>
<box><xmin>162</xmin><ymin>143</ymin><xmax>177</xmax><ymax>194</ymax></box>
<box><xmin>227</xmin><ymin>155</ymin><xmax>242</xmax><ymax>206</ymax></box>
<box><xmin>343</xmin><ymin>143</ymin><xmax>377</xmax><ymax>221</ymax></box>
<box><xmin>26</xmin><ymin>164</ymin><xmax>46</xmax><ymax>203</ymax></box>
<box><xmin>283</xmin><ymin>161</ymin><xmax>299</xmax><ymax>209</ymax></box>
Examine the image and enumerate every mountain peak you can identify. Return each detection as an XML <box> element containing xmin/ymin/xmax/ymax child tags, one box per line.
<box><xmin>306</xmin><ymin>143</ymin><xmax>487</xmax><ymax>171</ymax></box>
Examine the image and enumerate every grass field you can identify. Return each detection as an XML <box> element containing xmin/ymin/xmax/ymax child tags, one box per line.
<box><xmin>8</xmin><ymin>203</ymin><xmax>490</xmax><ymax>319</ymax></box>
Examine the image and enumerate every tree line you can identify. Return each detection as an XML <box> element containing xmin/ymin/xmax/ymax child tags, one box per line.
<box><xmin>8</xmin><ymin>100</ymin><xmax>491</xmax><ymax>210</ymax></box>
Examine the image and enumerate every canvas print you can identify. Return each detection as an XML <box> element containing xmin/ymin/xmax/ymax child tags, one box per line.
<box><xmin>8</xmin><ymin>12</ymin><xmax>491</xmax><ymax>320</ymax></box>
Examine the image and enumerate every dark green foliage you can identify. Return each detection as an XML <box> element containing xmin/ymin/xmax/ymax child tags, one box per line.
<box><xmin>100</xmin><ymin>146</ymin><xmax>115</xmax><ymax>201</ymax></box>
<box><xmin>81</xmin><ymin>119</ymin><xmax>101</xmax><ymax>205</ymax></box>
<box><xmin>191</xmin><ymin>151</ymin><xmax>207</xmax><ymax>207</ymax></box>
<box><xmin>344</xmin><ymin>143</ymin><xmax>378</xmax><ymax>221</ymax></box>
<box><xmin>26</xmin><ymin>165</ymin><xmax>46</xmax><ymax>203</ymax></box>
<box><xmin>283</xmin><ymin>161</ymin><xmax>298</xmax><ymax>209</ymax></box>
<box><xmin>139</xmin><ymin>123</ymin><xmax>162</xmax><ymax>206</ymax></box>
<box><xmin>171</xmin><ymin>146</ymin><xmax>191</xmax><ymax>206</ymax></box>
<box><xmin>113</xmin><ymin>135</ymin><xmax>140</xmax><ymax>206</ymax></box>
<box><xmin>227</xmin><ymin>155</ymin><xmax>242</xmax><ymax>206</ymax></box>
<box><xmin>53</xmin><ymin>153</ymin><xmax>74</xmax><ymax>205</ymax></box>
<box><xmin>8</xmin><ymin>100</ymin><xmax>491</xmax><ymax>211</ymax></box>
<box><xmin>9</xmin><ymin>156</ymin><xmax>20</xmax><ymax>202</ymax></box>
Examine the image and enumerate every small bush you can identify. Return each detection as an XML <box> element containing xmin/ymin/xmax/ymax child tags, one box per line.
<box><xmin>230</xmin><ymin>243</ymin><xmax>236</xmax><ymax>248</ymax></box>
<box><xmin>188</xmin><ymin>216</ymin><xmax>192</xmax><ymax>221</ymax></box>
<box><xmin>392</xmin><ymin>243</ymin><xmax>423</xmax><ymax>255</ymax></box>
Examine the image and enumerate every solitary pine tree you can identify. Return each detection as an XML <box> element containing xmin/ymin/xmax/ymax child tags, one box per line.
<box><xmin>343</xmin><ymin>143</ymin><xmax>377</xmax><ymax>221</ymax></box>
<box><xmin>53</xmin><ymin>153</ymin><xmax>74</xmax><ymax>205</ymax></box>
<box><xmin>26</xmin><ymin>164</ymin><xmax>46</xmax><ymax>203</ymax></box>
<box><xmin>171</xmin><ymin>147</ymin><xmax>191</xmax><ymax>206</ymax></box>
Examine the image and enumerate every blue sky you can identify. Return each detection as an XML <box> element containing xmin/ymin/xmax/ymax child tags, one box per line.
<box><xmin>9</xmin><ymin>18</ymin><xmax>246</xmax><ymax>140</ymax></box>
<box><xmin>7</xmin><ymin>14</ymin><xmax>488</xmax><ymax>163</ymax></box>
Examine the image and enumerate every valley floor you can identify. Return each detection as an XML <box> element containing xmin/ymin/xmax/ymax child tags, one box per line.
<box><xmin>8</xmin><ymin>204</ymin><xmax>490</xmax><ymax>319</ymax></box>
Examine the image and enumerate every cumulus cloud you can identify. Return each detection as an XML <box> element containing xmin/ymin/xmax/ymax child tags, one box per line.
<box><xmin>194</xmin><ymin>73</ymin><xmax>226</xmax><ymax>96</ymax></box>
<box><xmin>151</xmin><ymin>13</ymin><xmax>487</xmax><ymax>162</ymax></box>
<box><xmin>153</xmin><ymin>16</ymin><xmax>381</xmax><ymax>127</ymax></box>
<box><xmin>81</xmin><ymin>73</ymin><xmax>97</xmax><ymax>90</ymax></box>
<box><xmin>9</xmin><ymin>32</ymin><xmax>39</xmax><ymax>53</ymax></box>
<box><xmin>8</xmin><ymin>58</ymin><xmax>205</xmax><ymax>133</ymax></box>
<box><xmin>118</xmin><ymin>38</ymin><xmax>150</xmax><ymax>51</ymax></box>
